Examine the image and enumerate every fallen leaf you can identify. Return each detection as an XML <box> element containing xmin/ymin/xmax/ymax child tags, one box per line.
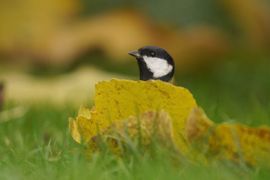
<box><xmin>0</xmin><ymin>67</ymin><xmax>127</xmax><ymax>105</ymax></box>
<box><xmin>70</xmin><ymin>79</ymin><xmax>197</xmax><ymax>153</ymax></box>
<box><xmin>70</xmin><ymin>80</ymin><xmax>270</xmax><ymax>167</ymax></box>
<box><xmin>89</xmin><ymin>110</ymin><xmax>176</xmax><ymax>154</ymax></box>
<box><xmin>185</xmin><ymin>107</ymin><xmax>270</xmax><ymax>167</ymax></box>
<box><xmin>0</xmin><ymin>7</ymin><xmax>230</xmax><ymax>71</ymax></box>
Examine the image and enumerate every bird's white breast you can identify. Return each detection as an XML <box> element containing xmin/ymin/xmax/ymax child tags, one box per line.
<box><xmin>142</xmin><ymin>56</ymin><xmax>173</xmax><ymax>78</ymax></box>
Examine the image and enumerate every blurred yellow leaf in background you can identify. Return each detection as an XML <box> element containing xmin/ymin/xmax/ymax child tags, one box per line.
<box><xmin>0</xmin><ymin>67</ymin><xmax>126</xmax><ymax>105</ymax></box>
<box><xmin>0</xmin><ymin>0</ymin><xmax>79</xmax><ymax>53</ymax></box>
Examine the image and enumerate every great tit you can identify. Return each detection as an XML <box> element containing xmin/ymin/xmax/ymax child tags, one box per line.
<box><xmin>128</xmin><ymin>46</ymin><xmax>175</xmax><ymax>82</ymax></box>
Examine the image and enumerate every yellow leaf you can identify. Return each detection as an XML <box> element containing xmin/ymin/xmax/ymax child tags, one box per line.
<box><xmin>185</xmin><ymin>107</ymin><xmax>270</xmax><ymax>166</ymax></box>
<box><xmin>185</xmin><ymin>107</ymin><xmax>214</xmax><ymax>142</ymax></box>
<box><xmin>69</xmin><ymin>106</ymin><xmax>94</xmax><ymax>144</ymax></box>
<box><xmin>88</xmin><ymin>110</ymin><xmax>176</xmax><ymax>154</ymax></box>
<box><xmin>70</xmin><ymin>79</ymin><xmax>197</xmax><ymax>152</ymax></box>
<box><xmin>103</xmin><ymin>110</ymin><xmax>174</xmax><ymax>145</ymax></box>
<box><xmin>70</xmin><ymin>79</ymin><xmax>270</xmax><ymax>167</ymax></box>
<box><xmin>69</xmin><ymin>117</ymin><xmax>81</xmax><ymax>143</ymax></box>
<box><xmin>209</xmin><ymin>124</ymin><xmax>270</xmax><ymax>166</ymax></box>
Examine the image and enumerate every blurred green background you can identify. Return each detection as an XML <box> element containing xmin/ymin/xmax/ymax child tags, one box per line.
<box><xmin>1</xmin><ymin>0</ymin><xmax>270</xmax><ymax>121</ymax></box>
<box><xmin>0</xmin><ymin>0</ymin><xmax>270</xmax><ymax>179</ymax></box>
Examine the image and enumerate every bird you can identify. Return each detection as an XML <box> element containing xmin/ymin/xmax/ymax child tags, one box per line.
<box><xmin>128</xmin><ymin>46</ymin><xmax>175</xmax><ymax>82</ymax></box>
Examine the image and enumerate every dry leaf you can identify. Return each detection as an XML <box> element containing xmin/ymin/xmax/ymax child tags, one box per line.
<box><xmin>185</xmin><ymin>107</ymin><xmax>270</xmax><ymax>166</ymax></box>
<box><xmin>0</xmin><ymin>7</ymin><xmax>229</xmax><ymax>71</ymax></box>
<box><xmin>69</xmin><ymin>106</ymin><xmax>92</xmax><ymax>143</ymax></box>
<box><xmin>0</xmin><ymin>67</ymin><xmax>126</xmax><ymax>105</ymax></box>
<box><xmin>209</xmin><ymin>124</ymin><xmax>270</xmax><ymax>166</ymax></box>
<box><xmin>89</xmin><ymin>110</ymin><xmax>176</xmax><ymax>154</ymax></box>
<box><xmin>185</xmin><ymin>108</ymin><xmax>214</xmax><ymax>142</ymax></box>
<box><xmin>70</xmin><ymin>79</ymin><xmax>197</xmax><ymax>153</ymax></box>
<box><xmin>42</xmin><ymin>9</ymin><xmax>229</xmax><ymax>70</ymax></box>
<box><xmin>70</xmin><ymin>80</ymin><xmax>270</xmax><ymax>167</ymax></box>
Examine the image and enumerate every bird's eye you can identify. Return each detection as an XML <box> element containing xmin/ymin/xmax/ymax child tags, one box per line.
<box><xmin>150</xmin><ymin>51</ymin><xmax>156</xmax><ymax>57</ymax></box>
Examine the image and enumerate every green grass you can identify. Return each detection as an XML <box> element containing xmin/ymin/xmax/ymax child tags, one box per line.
<box><xmin>0</xmin><ymin>105</ymin><xmax>269</xmax><ymax>180</ymax></box>
<box><xmin>1</xmin><ymin>55</ymin><xmax>270</xmax><ymax>179</ymax></box>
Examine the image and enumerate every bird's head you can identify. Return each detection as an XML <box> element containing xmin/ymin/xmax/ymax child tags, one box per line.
<box><xmin>128</xmin><ymin>46</ymin><xmax>175</xmax><ymax>82</ymax></box>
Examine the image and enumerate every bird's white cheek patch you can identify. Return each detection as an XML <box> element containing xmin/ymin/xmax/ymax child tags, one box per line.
<box><xmin>143</xmin><ymin>56</ymin><xmax>173</xmax><ymax>78</ymax></box>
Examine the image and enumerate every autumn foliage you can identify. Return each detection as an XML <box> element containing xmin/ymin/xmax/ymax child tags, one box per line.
<box><xmin>70</xmin><ymin>79</ymin><xmax>270</xmax><ymax>167</ymax></box>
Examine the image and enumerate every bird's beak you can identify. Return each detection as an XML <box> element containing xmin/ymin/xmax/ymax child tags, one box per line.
<box><xmin>128</xmin><ymin>50</ymin><xmax>141</xmax><ymax>58</ymax></box>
